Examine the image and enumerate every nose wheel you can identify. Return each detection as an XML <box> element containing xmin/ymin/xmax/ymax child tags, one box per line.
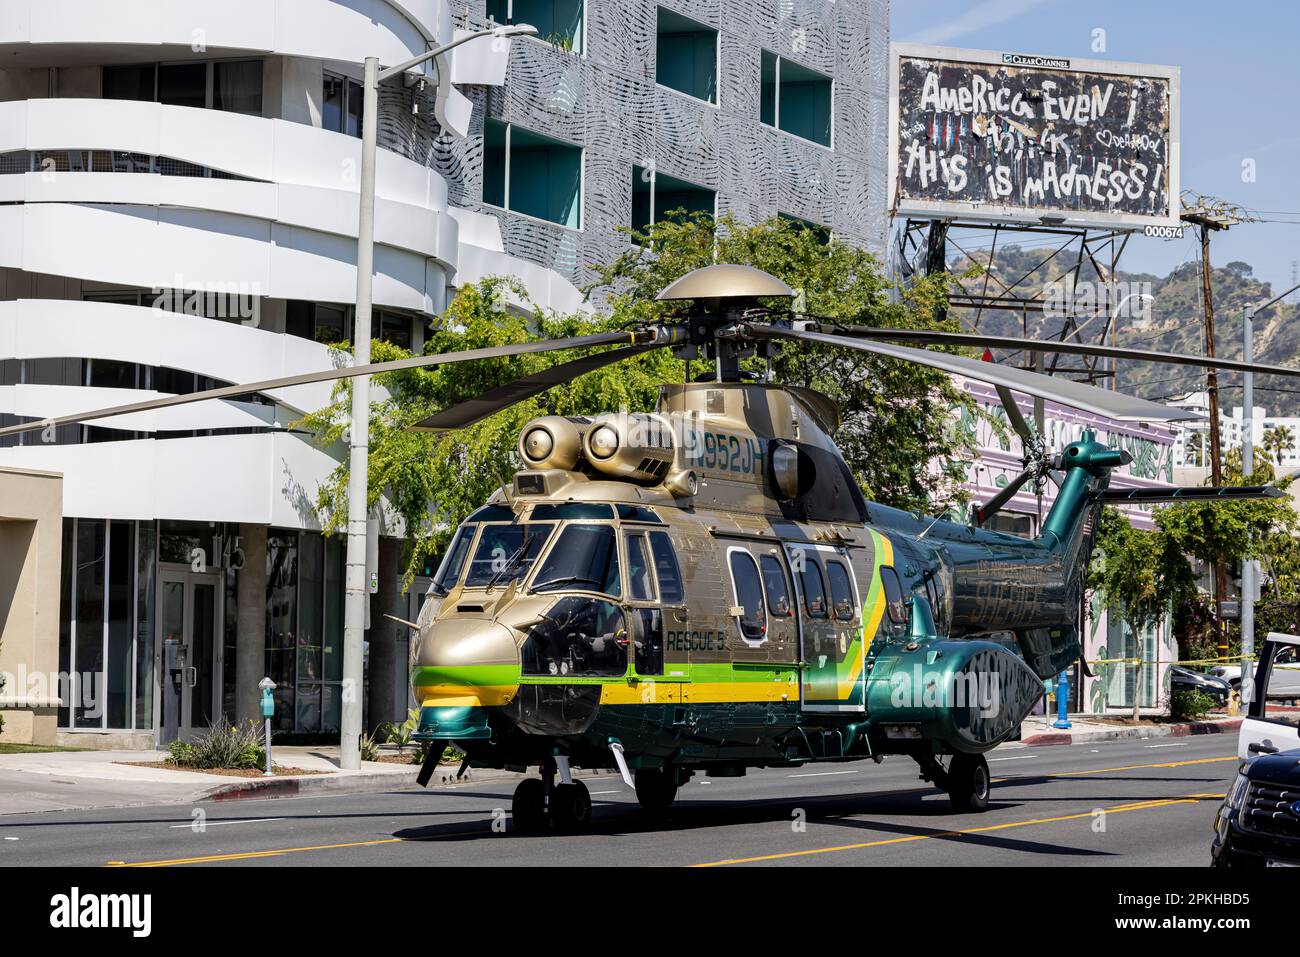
<box><xmin>511</xmin><ymin>763</ymin><xmax>592</xmax><ymax>833</ymax></box>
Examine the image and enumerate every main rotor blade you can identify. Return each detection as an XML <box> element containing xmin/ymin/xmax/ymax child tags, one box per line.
<box><xmin>834</xmin><ymin>327</ymin><xmax>1300</xmax><ymax>381</ymax></box>
<box><xmin>0</xmin><ymin>331</ymin><xmax>641</xmax><ymax>440</ymax></box>
<box><xmin>410</xmin><ymin>343</ymin><xmax>665</xmax><ymax>432</ymax></box>
<box><xmin>757</xmin><ymin>326</ymin><xmax>1193</xmax><ymax>425</ymax></box>
<box><xmin>975</xmin><ymin>469</ymin><xmax>1034</xmax><ymax>525</ymax></box>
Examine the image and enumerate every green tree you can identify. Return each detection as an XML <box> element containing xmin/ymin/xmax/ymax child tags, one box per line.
<box><xmin>1088</xmin><ymin>507</ymin><xmax>1196</xmax><ymax>718</ymax></box>
<box><xmin>302</xmin><ymin>216</ymin><xmax>977</xmax><ymax>583</ymax></box>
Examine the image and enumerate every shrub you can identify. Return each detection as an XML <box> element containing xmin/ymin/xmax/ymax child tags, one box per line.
<box><xmin>166</xmin><ymin>719</ymin><xmax>266</xmax><ymax>770</ymax></box>
<box><xmin>383</xmin><ymin>709</ymin><xmax>419</xmax><ymax>751</ymax></box>
<box><xmin>360</xmin><ymin>731</ymin><xmax>379</xmax><ymax>763</ymax></box>
<box><xmin>1170</xmin><ymin>689</ymin><xmax>1216</xmax><ymax>722</ymax></box>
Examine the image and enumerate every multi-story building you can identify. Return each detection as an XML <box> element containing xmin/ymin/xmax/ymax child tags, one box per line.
<box><xmin>442</xmin><ymin>0</ymin><xmax>890</xmax><ymax>289</ymax></box>
<box><xmin>0</xmin><ymin>0</ymin><xmax>891</xmax><ymax>748</ymax></box>
<box><xmin>1170</xmin><ymin>391</ymin><xmax>1300</xmax><ymax>472</ymax></box>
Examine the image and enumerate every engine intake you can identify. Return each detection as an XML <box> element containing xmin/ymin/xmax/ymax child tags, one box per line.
<box><xmin>583</xmin><ymin>413</ymin><xmax>676</xmax><ymax>483</ymax></box>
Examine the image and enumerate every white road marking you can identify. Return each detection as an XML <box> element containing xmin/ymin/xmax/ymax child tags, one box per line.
<box><xmin>1144</xmin><ymin>743</ymin><xmax>1188</xmax><ymax>749</ymax></box>
<box><xmin>988</xmin><ymin>755</ymin><xmax>1037</xmax><ymax>762</ymax></box>
<box><xmin>590</xmin><ymin>790</ymin><xmax>620</xmax><ymax>795</ymax></box>
<box><xmin>168</xmin><ymin>817</ymin><xmax>285</xmax><ymax>829</ymax></box>
<box><xmin>787</xmin><ymin>769</ymin><xmax>861</xmax><ymax>777</ymax></box>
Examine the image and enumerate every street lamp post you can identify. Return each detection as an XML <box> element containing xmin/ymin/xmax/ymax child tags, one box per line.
<box><xmin>1240</xmin><ymin>279</ymin><xmax>1300</xmax><ymax>669</ymax></box>
<box><xmin>340</xmin><ymin>24</ymin><xmax>537</xmax><ymax>770</ymax></box>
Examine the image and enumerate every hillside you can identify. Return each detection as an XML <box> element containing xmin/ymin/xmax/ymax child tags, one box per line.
<box><xmin>943</xmin><ymin>245</ymin><xmax>1300</xmax><ymax>416</ymax></box>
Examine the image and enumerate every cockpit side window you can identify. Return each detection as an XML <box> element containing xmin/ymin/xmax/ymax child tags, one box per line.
<box><xmin>647</xmin><ymin>531</ymin><xmax>684</xmax><ymax>603</ymax></box>
<box><xmin>626</xmin><ymin>533</ymin><xmax>655</xmax><ymax>601</ymax></box>
<box><xmin>522</xmin><ymin>597</ymin><xmax>628</xmax><ymax>677</ymax></box>
<box><xmin>532</xmin><ymin>524</ymin><xmax>622</xmax><ymax>597</ymax></box>
<box><xmin>431</xmin><ymin>525</ymin><xmax>475</xmax><ymax>595</ymax></box>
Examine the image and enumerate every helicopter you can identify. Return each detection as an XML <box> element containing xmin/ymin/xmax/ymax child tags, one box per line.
<box><xmin>1</xmin><ymin>263</ymin><xmax>1288</xmax><ymax>831</ymax></box>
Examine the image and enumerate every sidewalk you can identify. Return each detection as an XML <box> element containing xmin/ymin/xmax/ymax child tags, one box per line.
<box><xmin>0</xmin><ymin>745</ymin><xmax>488</xmax><ymax>816</ymax></box>
<box><xmin>1016</xmin><ymin>713</ymin><xmax>1242</xmax><ymax>746</ymax></box>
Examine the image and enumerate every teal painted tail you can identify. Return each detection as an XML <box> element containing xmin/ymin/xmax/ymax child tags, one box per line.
<box><xmin>1016</xmin><ymin>430</ymin><xmax>1129</xmax><ymax>678</ymax></box>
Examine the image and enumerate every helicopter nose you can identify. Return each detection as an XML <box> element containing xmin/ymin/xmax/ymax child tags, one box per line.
<box><xmin>410</xmin><ymin>618</ymin><xmax>520</xmax><ymax>742</ymax></box>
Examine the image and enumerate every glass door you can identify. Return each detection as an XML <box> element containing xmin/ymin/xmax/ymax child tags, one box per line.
<box><xmin>157</xmin><ymin>569</ymin><xmax>222</xmax><ymax>744</ymax></box>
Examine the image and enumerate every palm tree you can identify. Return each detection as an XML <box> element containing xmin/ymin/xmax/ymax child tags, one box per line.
<box><xmin>1265</xmin><ymin>425</ymin><xmax>1296</xmax><ymax>467</ymax></box>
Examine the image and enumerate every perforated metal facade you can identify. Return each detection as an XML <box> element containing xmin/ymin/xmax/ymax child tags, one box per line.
<box><xmin>380</xmin><ymin>0</ymin><xmax>890</xmax><ymax>292</ymax></box>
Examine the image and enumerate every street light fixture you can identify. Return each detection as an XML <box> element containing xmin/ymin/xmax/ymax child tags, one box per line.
<box><xmin>340</xmin><ymin>23</ymin><xmax>538</xmax><ymax>771</ymax></box>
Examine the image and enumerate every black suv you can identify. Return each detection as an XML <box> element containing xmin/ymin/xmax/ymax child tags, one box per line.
<box><xmin>1212</xmin><ymin>749</ymin><xmax>1300</xmax><ymax>867</ymax></box>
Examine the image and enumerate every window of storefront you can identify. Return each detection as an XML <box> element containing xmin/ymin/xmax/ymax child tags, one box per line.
<box><xmin>265</xmin><ymin>530</ymin><xmax>345</xmax><ymax>732</ymax></box>
<box><xmin>57</xmin><ymin>518</ymin><xmax>157</xmax><ymax>732</ymax></box>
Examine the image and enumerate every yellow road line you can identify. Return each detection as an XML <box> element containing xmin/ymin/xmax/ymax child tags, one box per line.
<box><xmin>1040</xmin><ymin>755</ymin><xmax>1238</xmax><ymax>776</ymax></box>
<box><xmin>105</xmin><ymin>754</ymin><xmax>1240</xmax><ymax>867</ymax></box>
<box><xmin>107</xmin><ymin>837</ymin><xmax>403</xmax><ymax>868</ymax></box>
<box><xmin>692</xmin><ymin>792</ymin><xmax>1227</xmax><ymax>867</ymax></box>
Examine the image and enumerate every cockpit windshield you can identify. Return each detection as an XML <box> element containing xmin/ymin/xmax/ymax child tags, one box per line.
<box><xmin>531</xmin><ymin>524</ymin><xmax>621</xmax><ymax>597</ymax></box>
<box><xmin>464</xmin><ymin>522</ymin><xmax>555</xmax><ymax>588</ymax></box>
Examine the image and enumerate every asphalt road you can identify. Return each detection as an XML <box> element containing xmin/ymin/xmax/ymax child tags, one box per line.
<box><xmin>0</xmin><ymin>736</ymin><xmax>1236</xmax><ymax>867</ymax></box>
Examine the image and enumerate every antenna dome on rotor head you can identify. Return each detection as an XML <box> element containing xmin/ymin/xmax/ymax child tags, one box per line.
<box><xmin>655</xmin><ymin>264</ymin><xmax>795</xmax><ymax>302</ymax></box>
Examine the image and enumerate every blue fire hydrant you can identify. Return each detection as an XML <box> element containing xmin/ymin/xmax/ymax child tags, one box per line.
<box><xmin>1053</xmin><ymin>669</ymin><xmax>1073</xmax><ymax>730</ymax></box>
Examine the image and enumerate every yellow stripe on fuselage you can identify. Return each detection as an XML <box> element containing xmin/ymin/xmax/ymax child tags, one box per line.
<box><xmin>413</xmin><ymin>684</ymin><xmax>518</xmax><ymax>707</ymax></box>
<box><xmin>831</xmin><ymin>531</ymin><xmax>891</xmax><ymax>700</ymax></box>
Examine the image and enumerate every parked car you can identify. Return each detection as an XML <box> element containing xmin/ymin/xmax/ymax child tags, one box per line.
<box><xmin>1212</xmin><ymin>747</ymin><xmax>1300</xmax><ymax>867</ymax></box>
<box><xmin>1170</xmin><ymin>665</ymin><xmax>1230</xmax><ymax>706</ymax></box>
<box><xmin>1211</xmin><ymin>642</ymin><xmax>1300</xmax><ymax>699</ymax></box>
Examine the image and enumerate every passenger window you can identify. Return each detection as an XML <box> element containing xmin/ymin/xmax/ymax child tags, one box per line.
<box><xmin>798</xmin><ymin>557</ymin><xmax>828</xmax><ymax>619</ymax></box>
<box><xmin>626</xmin><ymin>534</ymin><xmax>655</xmax><ymax>600</ymax></box>
<box><xmin>880</xmin><ymin>565</ymin><xmax>908</xmax><ymax>627</ymax></box>
<box><xmin>760</xmin><ymin>554</ymin><xmax>792</xmax><ymax>618</ymax></box>
<box><xmin>532</xmin><ymin>524</ymin><xmax>621</xmax><ymax>597</ymax></box>
<box><xmin>826</xmin><ymin>560</ymin><xmax>856</xmax><ymax>622</ymax></box>
<box><xmin>728</xmin><ymin>550</ymin><xmax>767</xmax><ymax>642</ymax></box>
<box><xmin>648</xmin><ymin>531</ymin><xmax>684</xmax><ymax>603</ymax></box>
<box><xmin>521</xmin><ymin>597</ymin><xmax>627</xmax><ymax>677</ymax></box>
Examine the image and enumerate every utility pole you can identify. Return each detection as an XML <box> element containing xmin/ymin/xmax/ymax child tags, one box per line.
<box><xmin>339</xmin><ymin>23</ymin><xmax>537</xmax><ymax>770</ymax></box>
<box><xmin>1240</xmin><ymin>279</ymin><xmax>1300</xmax><ymax>664</ymax></box>
<box><xmin>1180</xmin><ymin>191</ymin><xmax>1255</xmax><ymax>660</ymax></box>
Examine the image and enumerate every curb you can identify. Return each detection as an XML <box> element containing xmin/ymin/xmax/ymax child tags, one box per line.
<box><xmin>198</xmin><ymin>765</ymin><xmax>616</xmax><ymax>803</ymax></box>
<box><xmin>1021</xmin><ymin>718</ymin><xmax>1242</xmax><ymax>746</ymax></box>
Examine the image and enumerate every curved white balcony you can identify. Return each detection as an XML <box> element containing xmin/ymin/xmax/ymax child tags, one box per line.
<box><xmin>0</xmin><ymin>431</ymin><xmax>349</xmax><ymax>529</ymax></box>
<box><xmin>0</xmin><ymin>0</ymin><xmax>450</xmax><ymax>73</ymax></box>
<box><xmin>0</xmin><ymin>98</ymin><xmax>585</xmax><ymax>312</ymax></box>
<box><xmin>0</xmin><ymin>299</ymin><xmax>344</xmax><ymax>414</ymax></box>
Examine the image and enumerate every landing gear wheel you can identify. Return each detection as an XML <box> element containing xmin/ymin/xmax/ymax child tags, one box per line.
<box><xmin>550</xmin><ymin>781</ymin><xmax>592</xmax><ymax>832</ymax></box>
<box><xmin>947</xmin><ymin>753</ymin><xmax>991</xmax><ymax>812</ymax></box>
<box><xmin>512</xmin><ymin>778</ymin><xmax>547</xmax><ymax>833</ymax></box>
<box><xmin>634</xmin><ymin>768</ymin><xmax>678</xmax><ymax>816</ymax></box>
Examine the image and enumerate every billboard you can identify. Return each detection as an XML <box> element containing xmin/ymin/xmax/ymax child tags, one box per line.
<box><xmin>888</xmin><ymin>44</ymin><xmax>1180</xmax><ymax>229</ymax></box>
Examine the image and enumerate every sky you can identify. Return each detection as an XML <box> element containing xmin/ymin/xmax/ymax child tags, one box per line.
<box><xmin>891</xmin><ymin>0</ymin><xmax>1300</xmax><ymax>296</ymax></box>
